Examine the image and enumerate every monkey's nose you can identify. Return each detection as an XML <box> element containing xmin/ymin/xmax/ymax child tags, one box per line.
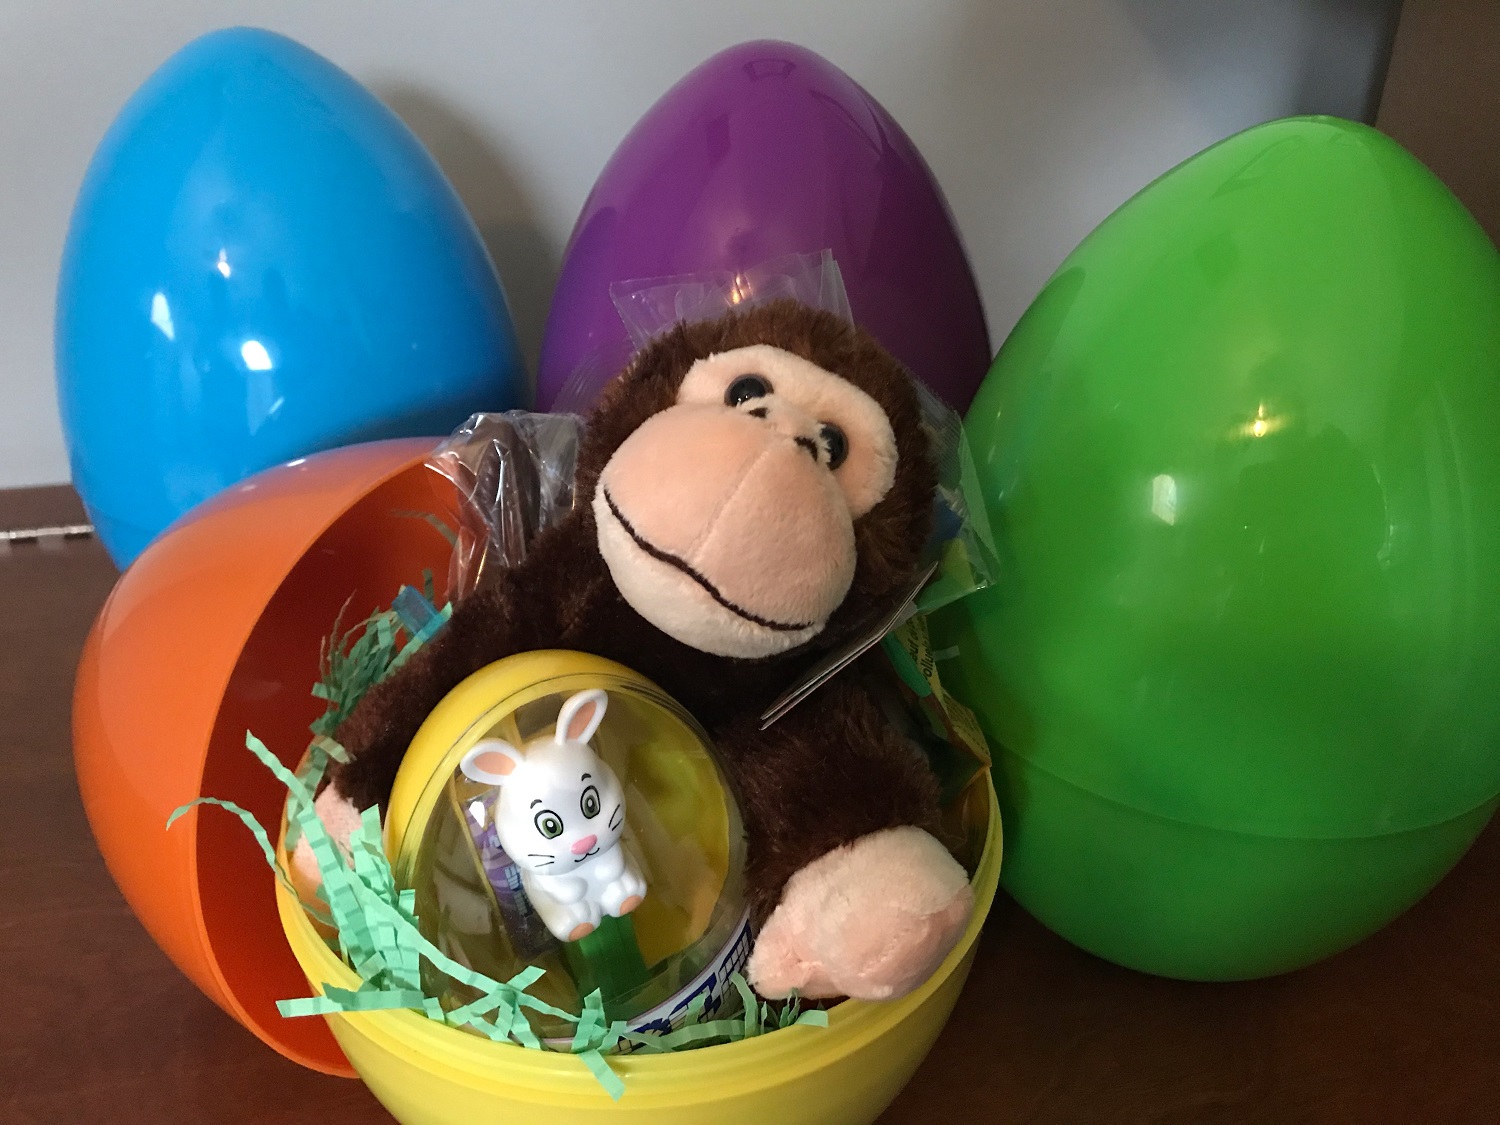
<box><xmin>750</xmin><ymin>397</ymin><xmax>822</xmax><ymax>452</ymax></box>
<box><xmin>572</xmin><ymin>834</ymin><xmax>598</xmax><ymax>856</ymax></box>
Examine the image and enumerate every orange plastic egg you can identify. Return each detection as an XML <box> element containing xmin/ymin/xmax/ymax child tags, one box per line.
<box><xmin>72</xmin><ymin>437</ymin><xmax>455</xmax><ymax>1075</ymax></box>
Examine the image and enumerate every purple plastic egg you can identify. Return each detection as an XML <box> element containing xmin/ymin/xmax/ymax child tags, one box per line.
<box><xmin>536</xmin><ymin>40</ymin><xmax>990</xmax><ymax>411</ymax></box>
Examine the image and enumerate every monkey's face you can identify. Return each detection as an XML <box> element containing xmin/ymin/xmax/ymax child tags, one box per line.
<box><xmin>592</xmin><ymin>344</ymin><xmax>900</xmax><ymax>659</ymax></box>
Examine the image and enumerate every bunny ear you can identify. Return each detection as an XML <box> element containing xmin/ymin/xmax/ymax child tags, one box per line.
<box><xmin>459</xmin><ymin>739</ymin><xmax>524</xmax><ymax>785</ymax></box>
<box><xmin>557</xmin><ymin>689</ymin><xmax>608</xmax><ymax>745</ymax></box>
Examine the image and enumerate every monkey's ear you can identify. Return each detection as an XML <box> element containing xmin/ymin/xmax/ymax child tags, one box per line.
<box><xmin>460</xmin><ymin>739</ymin><xmax>524</xmax><ymax>785</ymax></box>
<box><xmin>557</xmin><ymin>690</ymin><xmax>608</xmax><ymax>746</ymax></box>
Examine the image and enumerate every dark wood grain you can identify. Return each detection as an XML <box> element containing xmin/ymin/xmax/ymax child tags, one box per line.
<box><xmin>3</xmin><ymin>499</ymin><xmax>1497</xmax><ymax>1124</ymax></box>
<box><xmin>0</xmin><ymin>483</ymin><xmax>88</xmax><ymax>531</ymax></box>
<box><xmin>1378</xmin><ymin>0</ymin><xmax>1500</xmax><ymax>244</ymax></box>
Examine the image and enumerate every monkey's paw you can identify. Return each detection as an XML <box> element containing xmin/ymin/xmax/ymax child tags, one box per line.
<box><xmin>746</xmin><ymin>826</ymin><xmax>972</xmax><ymax>1002</ymax></box>
<box><xmin>289</xmin><ymin>786</ymin><xmax>363</xmax><ymax>903</ymax></box>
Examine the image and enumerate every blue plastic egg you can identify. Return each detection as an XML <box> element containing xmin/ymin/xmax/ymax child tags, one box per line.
<box><xmin>56</xmin><ymin>27</ymin><xmax>525</xmax><ymax>567</ymax></box>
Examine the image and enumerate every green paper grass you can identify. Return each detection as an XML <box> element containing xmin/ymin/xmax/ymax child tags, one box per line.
<box><xmin>169</xmin><ymin>580</ymin><xmax>824</xmax><ymax>1100</ymax></box>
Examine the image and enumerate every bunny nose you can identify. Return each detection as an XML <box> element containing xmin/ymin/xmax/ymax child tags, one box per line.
<box><xmin>572</xmin><ymin>835</ymin><xmax>598</xmax><ymax>856</ymax></box>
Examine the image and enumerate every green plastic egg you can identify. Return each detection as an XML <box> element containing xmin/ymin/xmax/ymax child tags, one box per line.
<box><xmin>933</xmin><ymin>117</ymin><xmax>1500</xmax><ymax>980</ymax></box>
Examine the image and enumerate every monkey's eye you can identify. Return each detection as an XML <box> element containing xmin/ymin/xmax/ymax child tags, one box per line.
<box><xmin>819</xmin><ymin>423</ymin><xmax>848</xmax><ymax>471</ymax></box>
<box><xmin>534</xmin><ymin>810</ymin><xmax>564</xmax><ymax>839</ymax></box>
<box><xmin>580</xmin><ymin>785</ymin><xmax>601</xmax><ymax>819</ymax></box>
<box><xmin>726</xmin><ymin>375</ymin><xmax>772</xmax><ymax>407</ymax></box>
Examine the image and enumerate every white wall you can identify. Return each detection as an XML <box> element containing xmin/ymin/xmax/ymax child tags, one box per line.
<box><xmin>0</xmin><ymin>0</ymin><xmax>1397</xmax><ymax>489</ymax></box>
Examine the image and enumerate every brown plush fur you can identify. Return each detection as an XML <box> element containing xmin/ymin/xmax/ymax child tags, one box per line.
<box><xmin>329</xmin><ymin>301</ymin><xmax>941</xmax><ymax>924</ymax></box>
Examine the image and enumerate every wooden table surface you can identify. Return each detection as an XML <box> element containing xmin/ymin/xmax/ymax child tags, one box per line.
<box><xmin>4</xmin><ymin>492</ymin><xmax>1499</xmax><ymax>1124</ymax></box>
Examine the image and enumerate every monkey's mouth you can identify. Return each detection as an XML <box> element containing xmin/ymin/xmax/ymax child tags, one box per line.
<box><xmin>600</xmin><ymin>488</ymin><xmax>814</xmax><ymax>633</ymax></box>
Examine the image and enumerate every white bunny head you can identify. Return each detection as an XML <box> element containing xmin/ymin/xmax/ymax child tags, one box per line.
<box><xmin>458</xmin><ymin>690</ymin><xmax>627</xmax><ymax>875</ymax></box>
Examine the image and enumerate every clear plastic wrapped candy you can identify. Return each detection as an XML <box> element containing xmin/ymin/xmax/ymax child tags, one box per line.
<box><xmin>426</xmin><ymin>411</ymin><xmax>584</xmax><ymax>601</ymax></box>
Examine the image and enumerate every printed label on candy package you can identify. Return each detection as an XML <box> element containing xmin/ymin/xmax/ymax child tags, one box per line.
<box><xmin>618</xmin><ymin>909</ymin><xmax>756</xmax><ymax>1048</ymax></box>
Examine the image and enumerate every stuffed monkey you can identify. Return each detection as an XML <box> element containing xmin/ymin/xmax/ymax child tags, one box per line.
<box><xmin>311</xmin><ymin>301</ymin><xmax>973</xmax><ymax>1001</ymax></box>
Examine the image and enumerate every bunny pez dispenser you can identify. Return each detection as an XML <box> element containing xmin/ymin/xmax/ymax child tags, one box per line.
<box><xmin>459</xmin><ymin>689</ymin><xmax>647</xmax><ymax>944</ymax></box>
<box><xmin>311</xmin><ymin>302</ymin><xmax>974</xmax><ymax>1002</ymax></box>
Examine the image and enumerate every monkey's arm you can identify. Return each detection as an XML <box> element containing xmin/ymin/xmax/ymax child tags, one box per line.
<box><xmin>714</xmin><ymin>676</ymin><xmax>943</xmax><ymax>922</ymax></box>
<box><xmin>325</xmin><ymin>500</ymin><xmax>617</xmax><ymax>813</ymax></box>
<box><xmin>326</xmin><ymin>580</ymin><xmax>545</xmax><ymax>811</ymax></box>
<box><xmin>715</xmin><ymin>676</ymin><xmax>972</xmax><ymax>1001</ymax></box>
